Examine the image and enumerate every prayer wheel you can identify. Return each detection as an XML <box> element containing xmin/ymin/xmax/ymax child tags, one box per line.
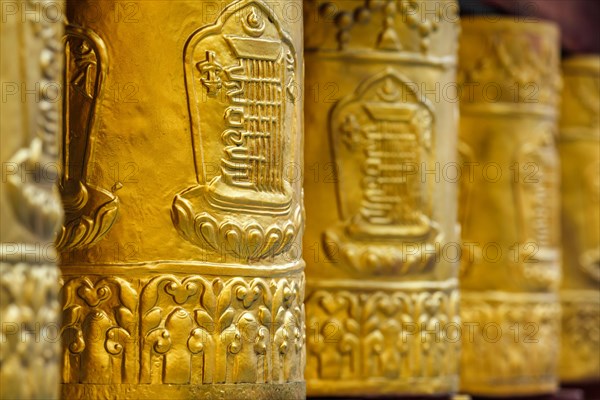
<box><xmin>458</xmin><ymin>17</ymin><xmax>562</xmax><ymax>396</ymax></box>
<box><xmin>58</xmin><ymin>1</ymin><xmax>305</xmax><ymax>398</ymax></box>
<box><xmin>0</xmin><ymin>0</ymin><xmax>64</xmax><ymax>398</ymax></box>
<box><xmin>304</xmin><ymin>0</ymin><xmax>461</xmax><ymax>396</ymax></box>
<box><xmin>558</xmin><ymin>55</ymin><xmax>600</xmax><ymax>385</ymax></box>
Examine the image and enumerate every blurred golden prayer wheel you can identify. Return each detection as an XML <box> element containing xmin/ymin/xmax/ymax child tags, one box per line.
<box><xmin>558</xmin><ymin>55</ymin><xmax>600</xmax><ymax>385</ymax></box>
<box><xmin>0</xmin><ymin>0</ymin><xmax>64</xmax><ymax>398</ymax></box>
<box><xmin>457</xmin><ymin>17</ymin><xmax>562</xmax><ymax>396</ymax></box>
<box><xmin>303</xmin><ymin>0</ymin><xmax>461</xmax><ymax>396</ymax></box>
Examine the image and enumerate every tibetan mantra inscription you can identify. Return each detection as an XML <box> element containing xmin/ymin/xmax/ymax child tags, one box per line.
<box><xmin>303</xmin><ymin>0</ymin><xmax>461</xmax><ymax>396</ymax></box>
<box><xmin>59</xmin><ymin>1</ymin><xmax>305</xmax><ymax>399</ymax></box>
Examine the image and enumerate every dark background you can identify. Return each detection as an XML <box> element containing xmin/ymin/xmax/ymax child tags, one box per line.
<box><xmin>459</xmin><ymin>0</ymin><xmax>600</xmax><ymax>55</ymax></box>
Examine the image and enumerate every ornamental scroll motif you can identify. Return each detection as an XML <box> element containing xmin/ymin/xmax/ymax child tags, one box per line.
<box><xmin>56</xmin><ymin>25</ymin><xmax>118</xmax><ymax>251</ymax></box>
<box><xmin>1</xmin><ymin>262</ymin><xmax>61</xmax><ymax>399</ymax></box>
<box><xmin>173</xmin><ymin>0</ymin><xmax>302</xmax><ymax>262</ymax></box>
<box><xmin>559</xmin><ymin>292</ymin><xmax>600</xmax><ymax>381</ymax></box>
<box><xmin>461</xmin><ymin>293</ymin><xmax>560</xmax><ymax>391</ymax></box>
<box><xmin>305</xmin><ymin>0</ymin><xmax>455</xmax><ymax>53</ymax></box>
<box><xmin>305</xmin><ymin>283</ymin><xmax>459</xmax><ymax>384</ymax></box>
<box><xmin>60</xmin><ymin>274</ymin><xmax>304</xmax><ymax>386</ymax></box>
<box><xmin>60</xmin><ymin>277</ymin><xmax>138</xmax><ymax>384</ymax></box>
<box><xmin>325</xmin><ymin>69</ymin><xmax>442</xmax><ymax>275</ymax></box>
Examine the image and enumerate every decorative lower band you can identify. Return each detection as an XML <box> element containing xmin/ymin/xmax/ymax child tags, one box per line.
<box><xmin>0</xmin><ymin>260</ymin><xmax>60</xmax><ymax>399</ymax></box>
<box><xmin>305</xmin><ymin>278</ymin><xmax>459</xmax><ymax>396</ymax></box>
<box><xmin>460</xmin><ymin>290</ymin><xmax>560</xmax><ymax>396</ymax></box>
<box><xmin>560</xmin><ymin>289</ymin><xmax>600</xmax><ymax>383</ymax></box>
<box><xmin>59</xmin><ymin>270</ymin><xmax>305</xmax><ymax>396</ymax></box>
<box><xmin>62</xmin><ymin>382</ymin><xmax>305</xmax><ymax>400</ymax></box>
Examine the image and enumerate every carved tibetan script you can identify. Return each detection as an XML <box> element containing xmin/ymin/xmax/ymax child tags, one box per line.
<box><xmin>173</xmin><ymin>0</ymin><xmax>302</xmax><ymax>261</ymax></box>
<box><xmin>325</xmin><ymin>70</ymin><xmax>441</xmax><ymax>275</ymax></box>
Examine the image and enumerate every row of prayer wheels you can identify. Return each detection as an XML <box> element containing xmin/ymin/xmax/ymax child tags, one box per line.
<box><xmin>1</xmin><ymin>0</ymin><xmax>598</xmax><ymax>398</ymax></box>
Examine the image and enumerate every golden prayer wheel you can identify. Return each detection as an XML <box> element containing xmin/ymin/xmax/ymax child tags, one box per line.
<box><xmin>457</xmin><ymin>18</ymin><xmax>562</xmax><ymax>396</ymax></box>
<box><xmin>58</xmin><ymin>1</ymin><xmax>305</xmax><ymax>398</ymax></box>
<box><xmin>303</xmin><ymin>0</ymin><xmax>461</xmax><ymax>396</ymax></box>
<box><xmin>558</xmin><ymin>56</ymin><xmax>600</xmax><ymax>384</ymax></box>
<box><xmin>0</xmin><ymin>0</ymin><xmax>64</xmax><ymax>398</ymax></box>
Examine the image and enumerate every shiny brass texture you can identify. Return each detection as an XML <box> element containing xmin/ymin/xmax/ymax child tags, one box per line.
<box><xmin>458</xmin><ymin>18</ymin><xmax>562</xmax><ymax>396</ymax></box>
<box><xmin>0</xmin><ymin>0</ymin><xmax>64</xmax><ymax>398</ymax></box>
<box><xmin>304</xmin><ymin>0</ymin><xmax>460</xmax><ymax>396</ymax></box>
<box><xmin>58</xmin><ymin>1</ymin><xmax>305</xmax><ymax>398</ymax></box>
<box><xmin>558</xmin><ymin>56</ymin><xmax>600</xmax><ymax>384</ymax></box>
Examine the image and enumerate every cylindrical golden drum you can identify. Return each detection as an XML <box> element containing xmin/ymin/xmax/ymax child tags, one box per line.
<box><xmin>0</xmin><ymin>0</ymin><xmax>64</xmax><ymax>398</ymax></box>
<box><xmin>58</xmin><ymin>1</ymin><xmax>305</xmax><ymax>398</ymax></box>
<box><xmin>304</xmin><ymin>0</ymin><xmax>461</xmax><ymax>396</ymax></box>
<box><xmin>458</xmin><ymin>18</ymin><xmax>562</xmax><ymax>396</ymax></box>
<box><xmin>558</xmin><ymin>56</ymin><xmax>600</xmax><ymax>384</ymax></box>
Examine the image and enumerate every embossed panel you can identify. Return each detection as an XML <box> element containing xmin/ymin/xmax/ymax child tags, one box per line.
<box><xmin>514</xmin><ymin>123</ymin><xmax>561</xmax><ymax>289</ymax></box>
<box><xmin>173</xmin><ymin>0</ymin><xmax>303</xmax><ymax>262</ymax></box>
<box><xmin>325</xmin><ymin>69</ymin><xmax>442</xmax><ymax>275</ymax></box>
<box><xmin>57</xmin><ymin>26</ymin><xmax>118</xmax><ymax>251</ymax></box>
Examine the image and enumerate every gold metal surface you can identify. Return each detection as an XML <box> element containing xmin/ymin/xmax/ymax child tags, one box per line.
<box><xmin>457</xmin><ymin>18</ymin><xmax>562</xmax><ymax>396</ymax></box>
<box><xmin>58</xmin><ymin>1</ymin><xmax>305</xmax><ymax>398</ymax></box>
<box><xmin>558</xmin><ymin>55</ymin><xmax>600</xmax><ymax>384</ymax></box>
<box><xmin>0</xmin><ymin>0</ymin><xmax>64</xmax><ymax>398</ymax></box>
<box><xmin>303</xmin><ymin>0</ymin><xmax>461</xmax><ymax>396</ymax></box>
